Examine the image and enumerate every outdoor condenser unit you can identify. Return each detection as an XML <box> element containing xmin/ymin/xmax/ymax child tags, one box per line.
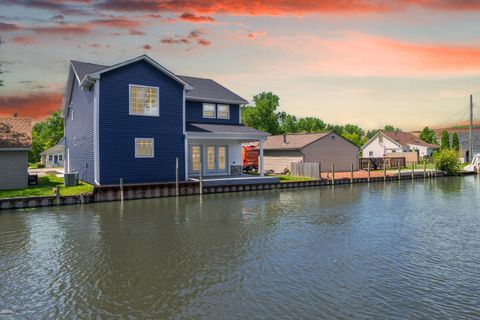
<box><xmin>64</xmin><ymin>173</ymin><xmax>79</xmax><ymax>187</ymax></box>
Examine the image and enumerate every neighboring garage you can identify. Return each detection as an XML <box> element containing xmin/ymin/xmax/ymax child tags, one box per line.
<box><xmin>0</xmin><ymin>117</ymin><xmax>32</xmax><ymax>190</ymax></box>
<box><xmin>263</xmin><ymin>132</ymin><xmax>359</xmax><ymax>173</ymax></box>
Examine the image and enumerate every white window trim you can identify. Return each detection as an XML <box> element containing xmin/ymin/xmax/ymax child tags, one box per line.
<box><xmin>202</xmin><ymin>103</ymin><xmax>216</xmax><ymax>119</ymax></box>
<box><xmin>217</xmin><ymin>104</ymin><xmax>230</xmax><ymax>120</ymax></box>
<box><xmin>129</xmin><ymin>84</ymin><xmax>160</xmax><ymax>117</ymax></box>
<box><xmin>135</xmin><ymin>138</ymin><xmax>155</xmax><ymax>158</ymax></box>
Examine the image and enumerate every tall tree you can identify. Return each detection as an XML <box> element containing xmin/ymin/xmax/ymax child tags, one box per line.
<box><xmin>419</xmin><ymin>127</ymin><xmax>437</xmax><ymax>144</ymax></box>
<box><xmin>383</xmin><ymin>125</ymin><xmax>401</xmax><ymax>132</ymax></box>
<box><xmin>440</xmin><ymin>130</ymin><xmax>450</xmax><ymax>150</ymax></box>
<box><xmin>278</xmin><ymin>112</ymin><xmax>298</xmax><ymax>134</ymax></box>
<box><xmin>366</xmin><ymin>129</ymin><xmax>381</xmax><ymax>139</ymax></box>
<box><xmin>297</xmin><ymin>117</ymin><xmax>326</xmax><ymax>133</ymax></box>
<box><xmin>241</xmin><ymin>92</ymin><xmax>280</xmax><ymax>134</ymax></box>
<box><xmin>30</xmin><ymin>111</ymin><xmax>64</xmax><ymax>162</ymax></box>
<box><xmin>452</xmin><ymin>132</ymin><xmax>460</xmax><ymax>152</ymax></box>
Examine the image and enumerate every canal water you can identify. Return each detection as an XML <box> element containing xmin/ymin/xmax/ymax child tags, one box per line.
<box><xmin>1</xmin><ymin>177</ymin><xmax>480</xmax><ymax>319</ymax></box>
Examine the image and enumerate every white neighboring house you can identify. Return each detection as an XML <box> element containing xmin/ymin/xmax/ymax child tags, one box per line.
<box><xmin>40</xmin><ymin>137</ymin><xmax>65</xmax><ymax>168</ymax></box>
<box><xmin>361</xmin><ymin>131</ymin><xmax>439</xmax><ymax>158</ymax></box>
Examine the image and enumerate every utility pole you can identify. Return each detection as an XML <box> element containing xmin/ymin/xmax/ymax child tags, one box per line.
<box><xmin>469</xmin><ymin>94</ymin><xmax>473</xmax><ymax>162</ymax></box>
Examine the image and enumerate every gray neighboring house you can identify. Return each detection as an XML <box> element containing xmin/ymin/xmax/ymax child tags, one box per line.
<box><xmin>40</xmin><ymin>137</ymin><xmax>65</xmax><ymax>167</ymax></box>
<box><xmin>0</xmin><ymin>117</ymin><xmax>32</xmax><ymax>190</ymax></box>
<box><xmin>263</xmin><ymin>132</ymin><xmax>360</xmax><ymax>173</ymax></box>
<box><xmin>434</xmin><ymin>128</ymin><xmax>480</xmax><ymax>163</ymax></box>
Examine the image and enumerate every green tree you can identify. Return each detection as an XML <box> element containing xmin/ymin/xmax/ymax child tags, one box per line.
<box><xmin>366</xmin><ymin>129</ymin><xmax>381</xmax><ymax>139</ymax></box>
<box><xmin>419</xmin><ymin>127</ymin><xmax>437</xmax><ymax>144</ymax></box>
<box><xmin>30</xmin><ymin>111</ymin><xmax>64</xmax><ymax>162</ymax></box>
<box><xmin>241</xmin><ymin>92</ymin><xmax>280</xmax><ymax>134</ymax></box>
<box><xmin>452</xmin><ymin>132</ymin><xmax>460</xmax><ymax>152</ymax></box>
<box><xmin>278</xmin><ymin>112</ymin><xmax>298</xmax><ymax>134</ymax></box>
<box><xmin>440</xmin><ymin>130</ymin><xmax>450</xmax><ymax>150</ymax></box>
<box><xmin>433</xmin><ymin>149</ymin><xmax>461</xmax><ymax>175</ymax></box>
<box><xmin>384</xmin><ymin>125</ymin><xmax>401</xmax><ymax>132</ymax></box>
<box><xmin>297</xmin><ymin>117</ymin><xmax>326</xmax><ymax>133</ymax></box>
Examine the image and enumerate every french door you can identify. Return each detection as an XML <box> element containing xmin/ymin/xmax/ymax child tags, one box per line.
<box><xmin>206</xmin><ymin>145</ymin><xmax>228</xmax><ymax>174</ymax></box>
<box><xmin>190</xmin><ymin>145</ymin><xmax>228</xmax><ymax>175</ymax></box>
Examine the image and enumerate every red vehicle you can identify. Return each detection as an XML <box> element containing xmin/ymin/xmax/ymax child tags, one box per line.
<box><xmin>242</xmin><ymin>145</ymin><xmax>259</xmax><ymax>171</ymax></box>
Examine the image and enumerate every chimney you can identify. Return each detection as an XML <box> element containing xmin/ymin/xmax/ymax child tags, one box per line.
<box><xmin>13</xmin><ymin>113</ymin><xmax>18</xmax><ymax>118</ymax></box>
<box><xmin>283</xmin><ymin>133</ymin><xmax>287</xmax><ymax>144</ymax></box>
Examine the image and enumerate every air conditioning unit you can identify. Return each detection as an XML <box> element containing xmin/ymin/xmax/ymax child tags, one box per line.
<box><xmin>64</xmin><ymin>172</ymin><xmax>79</xmax><ymax>187</ymax></box>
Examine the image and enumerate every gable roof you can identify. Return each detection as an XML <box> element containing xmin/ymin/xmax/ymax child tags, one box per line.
<box><xmin>40</xmin><ymin>137</ymin><xmax>65</xmax><ymax>155</ymax></box>
<box><xmin>383</xmin><ymin>131</ymin><xmax>439</xmax><ymax>148</ymax></box>
<box><xmin>264</xmin><ymin>132</ymin><xmax>332</xmax><ymax>150</ymax></box>
<box><xmin>178</xmin><ymin>75</ymin><xmax>248</xmax><ymax>104</ymax></box>
<box><xmin>84</xmin><ymin>55</ymin><xmax>193</xmax><ymax>90</ymax></box>
<box><xmin>70</xmin><ymin>60</ymin><xmax>106</xmax><ymax>82</ymax></box>
<box><xmin>0</xmin><ymin>117</ymin><xmax>32</xmax><ymax>149</ymax></box>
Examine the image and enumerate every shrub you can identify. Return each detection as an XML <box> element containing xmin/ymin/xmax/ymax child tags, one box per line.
<box><xmin>433</xmin><ymin>149</ymin><xmax>461</xmax><ymax>175</ymax></box>
<box><xmin>37</xmin><ymin>163</ymin><xmax>45</xmax><ymax>168</ymax></box>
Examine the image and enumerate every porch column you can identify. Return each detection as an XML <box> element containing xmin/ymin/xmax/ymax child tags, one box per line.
<box><xmin>259</xmin><ymin>139</ymin><xmax>265</xmax><ymax>176</ymax></box>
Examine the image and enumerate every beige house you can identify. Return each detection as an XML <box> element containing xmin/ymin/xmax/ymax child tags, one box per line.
<box><xmin>0</xmin><ymin>117</ymin><xmax>32</xmax><ymax>190</ymax></box>
<box><xmin>263</xmin><ymin>132</ymin><xmax>359</xmax><ymax>173</ymax></box>
<box><xmin>40</xmin><ymin>138</ymin><xmax>65</xmax><ymax>168</ymax></box>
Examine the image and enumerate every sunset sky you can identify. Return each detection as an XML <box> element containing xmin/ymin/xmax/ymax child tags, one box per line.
<box><xmin>2</xmin><ymin>0</ymin><xmax>480</xmax><ymax>130</ymax></box>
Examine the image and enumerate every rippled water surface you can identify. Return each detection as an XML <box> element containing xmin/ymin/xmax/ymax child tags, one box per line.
<box><xmin>1</xmin><ymin>177</ymin><xmax>480</xmax><ymax>319</ymax></box>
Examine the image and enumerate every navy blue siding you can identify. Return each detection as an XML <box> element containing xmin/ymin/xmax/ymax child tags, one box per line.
<box><xmin>98</xmin><ymin>60</ymin><xmax>185</xmax><ymax>184</ymax></box>
<box><xmin>185</xmin><ymin>101</ymin><xmax>240</xmax><ymax>124</ymax></box>
<box><xmin>64</xmin><ymin>76</ymin><xmax>95</xmax><ymax>184</ymax></box>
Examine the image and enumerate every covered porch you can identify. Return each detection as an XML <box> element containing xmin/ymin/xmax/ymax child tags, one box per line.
<box><xmin>185</xmin><ymin>122</ymin><xmax>268</xmax><ymax>180</ymax></box>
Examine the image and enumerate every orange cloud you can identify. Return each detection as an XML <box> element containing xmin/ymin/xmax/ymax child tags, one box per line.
<box><xmin>0</xmin><ymin>92</ymin><xmax>63</xmax><ymax>119</ymax></box>
<box><xmin>260</xmin><ymin>32</ymin><xmax>480</xmax><ymax>76</ymax></box>
<box><xmin>94</xmin><ymin>0</ymin><xmax>480</xmax><ymax>16</ymax></box>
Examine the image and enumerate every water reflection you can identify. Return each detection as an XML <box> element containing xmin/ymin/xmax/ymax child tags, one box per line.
<box><xmin>1</xmin><ymin>177</ymin><xmax>480</xmax><ymax>319</ymax></box>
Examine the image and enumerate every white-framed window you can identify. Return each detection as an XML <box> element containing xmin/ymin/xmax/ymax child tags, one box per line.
<box><xmin>202</xmin><ymin>103</ymin><xmax>216</xmax><ymax>118</ymax></box>
<box><xmin>217</xmin><ymin>104</ymin><xmax>230</xmax><ymax>119</ymax></box>
<box><xmin>129</xmin><ymin>85</ymin><xmax>159</xmax><ymax>116</ymax></box>
<box><xmin>369</xmin><ymin>151</ymin><xmax>373</xmax><ymax>157</ymax></box>
<box><xmin>49</xmin><ymin>155</ymin><xmax>53</xmax><ymax>161</ymax></box>
<box><xmin>135</xmin><ymin>138</ymin><xmax>154</xmax><ymax>158</ymax></box>
<box><xmin>59</xmin><ymin>155</ymin><xmax>63</xmax><ymax>161</ymax></box>
<box><xmin>379</xmin><ymin>135</ymin><xmax>383</xmax><ymax>144</ymax></box>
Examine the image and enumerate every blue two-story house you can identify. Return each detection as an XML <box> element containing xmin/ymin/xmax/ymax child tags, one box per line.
<box><xmin>62</xmin><ymin>55</ymin><xmax>269</xmax><ymax>185</ymax></box>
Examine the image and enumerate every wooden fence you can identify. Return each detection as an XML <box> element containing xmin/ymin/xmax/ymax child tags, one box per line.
<box><xmin>384</xmin><ymin>152</ymin><xmax>418</xmax><ymax>164</ymax></box>
<box><xmin>358</xmin><ymin>157</ymin><xmax>406</xmax><ymax>170</ymax></box>
<box><xmin>290</xmin><ymin>162</ymin><xmax>321</xmax><ymax>179</ymax></box>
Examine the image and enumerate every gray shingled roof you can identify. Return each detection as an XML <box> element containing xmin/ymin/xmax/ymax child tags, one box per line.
<box><xmin>186</xmin><ymin>122</ymin><xmax>267</xmax><ymax>135</ymax></box>
<box><xmin>71</xmin><ymin>60</ymin><xmax>107</xmax><ymax>81</ymax></box>
<box><xmin>69</xmin><ymin>60</ymin><xmax>248</xmax><ymax>104</ymax></box>
<box><xmin>264</xmin><ymin>132</ymin><xmax>332</xmax><ymax>150</ymax></box>
<box><xmin>178</xmin><ymin>75</ymin><xmax>248</xmax><ymax>104</ymax></box>
<box><xmin>40</xmin><ymin>137</ymin><xmax>65</xmax><ymax>155</ymax></box>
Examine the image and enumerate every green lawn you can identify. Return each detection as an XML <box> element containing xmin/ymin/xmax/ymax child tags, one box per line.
<box><xmin>0</xmin><ymin>175</ymin><xmax>94</xmax><ymax>199</ymax></box>
<box><xmin>404</xmin><ymin>162</ymin><xmax>436</xmax><ymax>170</ymax></box>
<box><xmin>274</xmin><ymin>174</ymin><xmax>314</xmax><ymax>182</ymax></box>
